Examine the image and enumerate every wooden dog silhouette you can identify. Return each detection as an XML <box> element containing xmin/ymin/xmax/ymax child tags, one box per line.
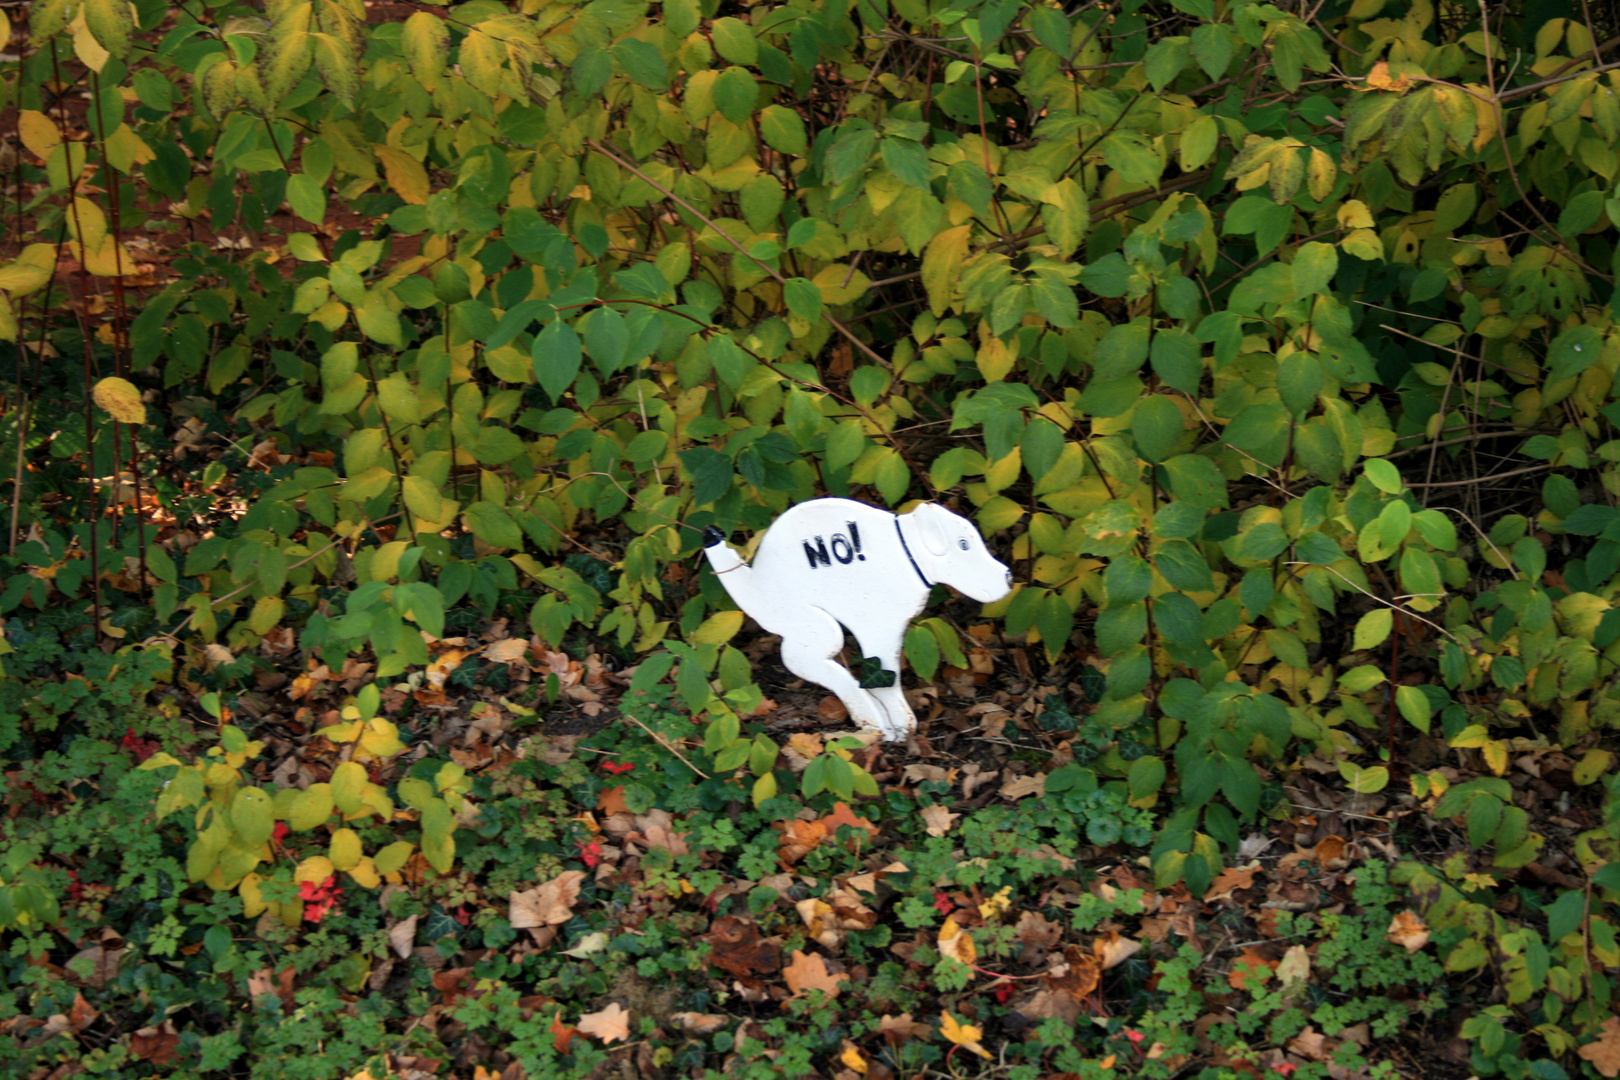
<box><xmin>702</xmin><ymin>498</ymin><xmax>1012</xmax><ymax>741</ymax></box>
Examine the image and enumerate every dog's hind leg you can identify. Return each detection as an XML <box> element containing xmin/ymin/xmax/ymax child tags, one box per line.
<box><xmin>776</xmin><ymin>607</ymin><xmax>890</xmax><ymax>736</ymax></box>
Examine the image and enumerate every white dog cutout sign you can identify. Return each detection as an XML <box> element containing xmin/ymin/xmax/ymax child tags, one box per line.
<box><xmin>702</xmin><ymin>498</ymin><xmax>1012</xmax><ymax>741</ymax></box>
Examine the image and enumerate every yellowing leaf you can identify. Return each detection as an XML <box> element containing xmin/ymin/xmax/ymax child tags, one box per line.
<box><xmin>92</xmin><ymin>377</ymin><xmax>147</xmax><ymax>425</ymax></box>
<box><xmin>921</xmin><ymin>225</ymin><xmax>971</xmax><ymax>316</ymax></box>
<box><xmin>690</xmin><ymin>610</ymin><xmax>744</xmax><ymax>645</ymax></box>
<box><xmin>20</xmin><ymin>111</ymin><xmax>62</xmax><ymax>160</ymax></box>
<box><xmin>375</xmin><ymin>145</ymin><xmax>430</xmax><ymax>205</ymax></box>
<box><xmin>940</xmin><ymin>1012</ymin><xmax>991</xmax><ymax>1058</ymax></box>
<box><xmin>295</xmin><ymin>855</ymin><xmax>335</xmax><ymax>883</ymax></box>
<box><xmin>329</xmin><ymin>828</ymin><xmax>362</xmax><ymax>871</ymax></box>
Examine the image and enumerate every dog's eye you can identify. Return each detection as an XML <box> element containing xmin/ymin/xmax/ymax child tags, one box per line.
<box><xmin>958</xmin><ymin>538</ymin><xmax>970</xmax><ymax>550</ymax></box>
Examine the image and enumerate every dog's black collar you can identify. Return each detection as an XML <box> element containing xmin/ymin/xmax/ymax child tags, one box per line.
<box><xmin>895</xmin><ymin>519</ymin><xmax>931</xmax><ymax>588</ymax></box>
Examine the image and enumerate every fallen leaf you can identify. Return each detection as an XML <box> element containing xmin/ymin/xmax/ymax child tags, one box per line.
<box><xmin>840</xmin><ymin>1041</ymin><xmax>869</xmax><ymax>1074</ymax></box>
<box><xmin>938</xmin><ymin>919</ymin><xmax>978</xmax><ymax>967</ymax></box>
<box><xmin>1581</xmin><ymin>1018</ymin><xmax>1620</xmax><ymax>1078</ymax></box>
<box><xmin>510</xmin><ymin>870</ymin><xmax>586</xmax><ymax>928</ymax></box>
<box><xmin>549</xmin><ymin>1010</ymin><xmax>577</xmax><ymax>1054</ymax></box>
<box><xmin>978</xmin><ymin>885</ymin><xmax>1013</xmax><ymax>921</ymax></box>
<box><xmin>940</xmin><ymin>1011</ymin><xmax>991</xmax><ymax>1059</ymax></box>
<box><xmin>484</xmin><ymin>638</ymin><xmax>532</xmax><ymax>664</ymax></box>
<box><xmin>131</xmin><ymin>1021</ymin><xmax>180</xmax><ymax>1064</ymax></box>
<box><xmin>1229</xmin><ymin>946</ymin><xmax>1275</xmax><ymax>991</ymax></box>
<box><xmin>819</xmin><ymin>801</ymin><xmax>880</xmax><ymax>843</ymax></box>
<box><xmin>578</xmin><ymin>1002</ymin><xmax>631</xmax><ymax>1044</ymax></box>
<box><xmin>921</xmin><ymin>804</ymin><xmax>958</xmax><ymax>837</ymax></box>
<box><xmin>1001</xmin><ymin>773</ymin><xmax>1044</xmax><ymax>799</ymax></box>
<box><xmin>878</xmin><ymin>1013</ymin><xmax>932</xmax><ymax>1045</ymax></box>
<box><xmin>701</xmin><ymin>916</ymin><xmax>781</xmax><ymax>977</ymax></box>
<box><xmin>783</xmin><ymin>949</ymin><xmax>847</xmax><ymax>999</ymax></box>
<box><xmin>1203</xmin><ymin>864</ymin><xmax>1259</xmax><ymax>900</ymax></box>
<box><xmin>673</xmin><ymin>1012</ymin><xmax>729</xmax><ymax>1035</ymax></box>
<box><xmin>1093</xmin><ymin>930</ymin><xmax>1141</xmax><ymax>969</ymax></box>
<box><xmin>1276</xmin><ymin>944</ymin><xmax>1311</xmax><ymax>989</ymax></box>
<box><xmin>388</xmin><ymin>915</ymin><xmax>419</xmax><ymax>959</ymax></box>
<box><xmin>1386</xmin><ymin>910</ymin><xmax>1430</xmax><ymax>953</ymax></box>
<box><xmin>1044</xmin><ymin>946</ymin><xmax>1100</xmax><ymax>1001</ymax></box>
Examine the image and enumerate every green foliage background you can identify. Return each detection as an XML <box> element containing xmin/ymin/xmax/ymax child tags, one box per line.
<box><xmin>8</xmin><ymin>0</ymin><xmax>1620</xmax><ymax>1074</ymax></box>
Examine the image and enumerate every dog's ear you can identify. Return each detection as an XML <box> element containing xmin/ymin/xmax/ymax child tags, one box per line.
<box><xmin>910</xmin><ymin>503</ymin><xmax>954</xmax><ymax>558</ymax></box>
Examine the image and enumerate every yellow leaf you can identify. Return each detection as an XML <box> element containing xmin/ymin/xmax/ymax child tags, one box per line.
<box><xmin>1336</xmin><ymin>199</ymin><xmax>1375</xmax><ymax>229</ymax></box>
<box><xmin>940</xmin><ymin>1012</ymin><xmax>992</xmax><ymax>1058</ymax></box>
<box><xmin>920</xmin><ymin>225</ymin><xmax>971</xmax><ymax>316</ymax></box>
<box><xmin>104</xmin><ymin>124</ymin><xmax>155</xmax><ymax>174</ymax></box>
<box><xmin>20</xmin><ymin>110</ymin><xmax>62</xmax><ymax>160</ymax></box>
<box><xmin>240</xmin><ymin>873</ymin><xmax>267</xmax><ymax>918</ymax></box>
<box><xmin>976</xmin><ymin>335</ymin><xmax>1014</xmax><ymax>382</ymax></box>
<box><xmin>71</xmin><ymin>8</ymin><xmax>110</xmax><ymax>72</ymax></box>
<box><xmin>296</xmin><ymin>855</ymin><xmax>335</xmax><ymax>883</ymax></box>
<box><xmin>813</xmin><ymin>263</ymin><xmax>872</xmax><ymax>305</ymax></box>
<box><xmin>346</xmin><ymin>856</ymin><xmax>381</xmax><ymax>889</ymax></box>
<box><xmin>375</xmin><ymin>145</ymin><xmax>430</xmax><ymax>205</ymax></box>
<box><xmin>92</xmin><ymin>377</ymin><xmax>147</xmax><ymax>425</ymax></box>
<box><xmin>329</xmin><ymin>828</ymin><xmax>362</xmax><ymax>870</ymax></box>
<box><xmin>978</xmin><ymin>885</ymin><xmax>1013</xmax><ymax>921</ymax></box>
<box><xmin>938</xmin><ymin>919</ymin><xmax>978</xmax><ymax>966</ymax></box>
<box><xmin>690</xmin><ymin>610</ymin><xmax>744</xmax><ymax>645</ymax></box>
<box><xmin>0</xmin><ymin>261</ymin><xmax>50</xmax><ymax>297</ymax></box>
<box><xmin>840</xmin><ymin>1044</ymin><xmax>868</xmax><ymax>1074</ymax></box>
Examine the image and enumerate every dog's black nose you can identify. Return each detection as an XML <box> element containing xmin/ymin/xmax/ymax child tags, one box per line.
<box><xmin>702</xmin><ymin>525</ymin><xmax>725</xmax><ymax>547</ymax></box>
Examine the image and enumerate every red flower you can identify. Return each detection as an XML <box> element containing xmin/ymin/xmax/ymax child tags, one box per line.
<box><xmin>1274</xmin><ymin>1064</ymin><xmax>1297</xmax><ymax>1076</ymax></box>
<box><xmin>576</xmin><ymin>840</ymin><xmax>603</xmax><ymax>869</ymax></box>
<box><xmin>933</xmin><ymin>892</ymin><xmax>955</xmax><ymax>915</ymax></box>
<box><xmin>119</xmin><ymin>727</ymin><xmax>160</xmax><ymax>762</ymax></box>
<box><xmin>273</xmin><ymin>821</ymin><xmax>290</xmax><ymax>843</ymax></box>
<box><xmin>1125</xmin><ymin>1030</ymin><xmax>1146</xmax><ymax>1045</ymax></box>
<box><xmin>601</xmin><ymin>761</ymin><xmax>636</xmax><ymax>775</ymax></box>
<box><xmin>299</xmin><ymin>876</ymin><xmax>342</xmax><ymax>924</ymax></box>
<box><xmin>994</xmin><ymin>983</ymin><xmax>1016</xmax><ymax>1003</ymax></box>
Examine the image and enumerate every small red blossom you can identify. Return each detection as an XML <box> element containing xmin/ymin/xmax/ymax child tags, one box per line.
<box><xmin>66</xmin><ymin>870</ymin><xmax>86</xmax><ymax>903</ymax></box>
<box><xmin>119</xmin><ymin>727</ymin><xmax>160</xmax><ymax>762</ymax></box>
<box><xmin>299</xmin><ymin>876</ymin><xmax>342</xmax><ymax>924</ymax></box>
<box><xmin>933</xmin><ymin>891</ymin><xmax>955</xmax><ymax>915</ymax></box>
<box><xmin>273</xmin><ymin>821</ymin><xmax>290</xmax><ymax>843</ymax></box>
<box><xmin>576</xmin><ymin>840</ymin><xmax>603</xmax><ymax>869</ymax></box>
<box><xmin>1273</xmin><ymin>1064</ymin><xmax>1297</xmax><ymax>1076</ymax></box>
<box><xmin>601</xmin><ymin>761</ymin><xmax>636</xmax><ymax>775</ymax></box>
<box><xmin>994</xmin><ymin>983</ymin><xmax>1016</xmax><ymax>1003</ymax></box>
<box><xmin>1125</xmin><ymin>1030</ymin><xmax>1146</xmax><ymax>1045</ymax></box>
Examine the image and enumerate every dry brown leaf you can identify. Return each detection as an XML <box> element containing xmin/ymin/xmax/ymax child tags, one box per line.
<box><xmin>877</xmin><ymin>1013</ymin><xmax>932</xmax><ymax>1044</ymax></box>
<box><xmin>1093</xmin><ymin>931</ymin><xmax>1142</xmax><ymax>970</ymax></box>
<box><xmin>1001</xmin><ymin>773</ymin><xmax>1044</xmax><ymax>799</ymax></box>
<box><xmin>921</xmin><ymin>804</ymin><xmax>958</xmax><ymax>837</ymax></box>
<box><xmin>1276</xmin><ymin>944</ymin><xmax>1311</xmax><ymax>989</ymax></box>
<box><xmin>131</xmin><ymin>1021</ymin><xmax>180</xmax><ymax>1064</ymax></box>
<box><xmin>783</xmin><ymin>949</ymin><xmax>847</xmax><ymax>999</ymax></box>
<box><xmin>1203</xmin><ymin>864</ymin><xmax>1259</xmax><ymax>900</ymax></box>
<box><xmin>577</xmin><ymin>1002</ymin><xmax>631</xmax><ymax>1044</ymax></box>
<box><xmin>1581</xmin><ymin>1018</ymin><xmax>1620</xmax><ymax>1078</ymax></box>
<box><xmin>388</xmin><ymin>915</ymin><xmax>419</xmax><ymax>959</ymax></box>
<box><xmin>701</xmin><ymin>916</ymin><xmax>781</xmax><ymax>977</ymax></box>
<box><xmin>1288</xmin><ymin>1027</ymin><xmax>1331</xmax><ymax>1062</ymax></box>
<box><xmin>673</xmin><ymin>1012</ymin><xmax>729</xmax><ymax>1035</ymax></box>
<box><xmin>1386</xmin><ymin>910</ymin><xmax>1430</xmax><ymax>953</ymax></box>
<box><xmin>510</xmin><ymin>870</ymin><xmax>586</xmax><ymax>929</ymax></box>
<box><xmin>484</xmin><ymin>639</ymin><xmax>531</xmax><ymax>665</ymax></box>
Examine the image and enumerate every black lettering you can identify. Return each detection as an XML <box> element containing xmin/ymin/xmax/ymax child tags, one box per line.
<box><xmin>831</xmin><ymin>533</ymin><xmax>854</xmax><ymax>564</ymax></box>
<box><xmin>803</xmin><ymin>536</ymin><xmax>831</xmax><ymax>568</ymax></box>
<box><xmin>848</xmin><ymin>521</ymin><xmax>864</xmax><ymax>560</ymax></box>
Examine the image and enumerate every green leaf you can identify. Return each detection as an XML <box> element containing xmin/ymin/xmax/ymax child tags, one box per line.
<box><xmin>1395</xmin><ymin>685</ymin><xmax>1431</xmax><ymax>733</ymax></box>
<box><xmin>464</xmin><ymin>502</ymin><xmax>523</xmax><ymax>550</ymax></box>
<box><xmin>1132</xmin><ymin>394</ymin><xmax>1183</xmax><ymax>463</ymax></box>
<box><xmin>1364</xmin><ymin>458</ymin><xmax>1402</xmax><ymax>493</ymax></box>
<box><xmin>1143</xmin><ymin>37</ymin><xmax>1189</xmax><ymax>91</ymax></box>
<box><xmin>231</xmin><ymin>787</ymin><xmax>275</xmax><ymax>848</ymax></box>
<box><xmin>1276</xmin><ymin>352</ymin><xmax>1324</xmax><ymax>417</ymax></box>
<box><xmin>784</xmin><ymin>277</ymin><xmax>822</xmax><ymax>321</ymax></box>
<box><xmin>881</xmin><ymin>138</ymin><xmax>931</xmax><ymax>190</ymax></box>
<box><xmin>583</xmin><ymin>306</ymin><xmax>630</xmax><ymax>374</ymax></box>
<box><xmin>1150</xmin><ymin>330</ymin><xmax>1202</xmax><ymax>394</ymax></box>
<box><xmin>1161</xmin><ymin>454</ymin><xmax>1228</xmax><ymax>509</ymax></box>
<box><xmin>1153</xmin><ymin>539</ymin><xmax>1214</xmax><ymax>592</ymax></box>
<box><xmin>905</xmin><ymin>624</ymin><xmax>940</xmax><ymax>682</ymax></box>
<box><xmin>1104</xmin><ymin>553</ymin><xmax>1152</xmax><ymax>606</ymax></box>
<box><xmin>1036</xmin><ymin>592</ymin><xmax>1074</xmax><ymax>656</ymax></box>
<box><xmin>1290</xmin><ymin>242</ymin><xmax>1338</xmax><ymax>298</ymax></box>
<box><xmin>1546</xmin><ymin>324</ymin><xmax>1601</xmax><ymax>385</ymax></box>
<box><xmin>713</xmin><ymin>66</ymin><xmax>759</xmax><ymax>125</ymax></box>
<box><xmin>759</xmin><ymin>105</ymin><xmax>808</xmax><ymax>155</ymax></box>
<box><xmin>1096</xmin><ymin>602</ymin><xmax>1148</xmax><ymax>655</ymax></box>
<box><xmin>1189</xmin><ymin>23</ymin><xmax>1233</xmax><ymax>78</ymax></box>
<box><xmin>532</xmin><ymin>319</ymin><xmax>581</xmax><ymax>401</ymax></box>
<box><xmin>1353</xmin><ymin>609</ymin><xmax>1392</xmax><ymax>651</ymax></box>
